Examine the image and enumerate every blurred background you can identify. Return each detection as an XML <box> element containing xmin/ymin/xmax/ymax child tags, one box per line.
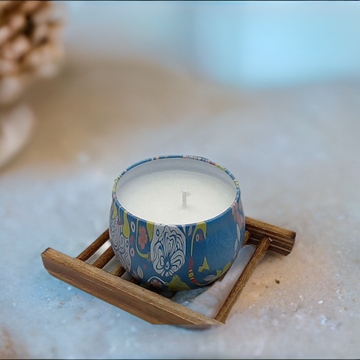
<box><xmin>1</xmin><ymin>1</ymin><xmax>359</xmax><ymax>168</ymax></box>
<box><xmin>1</xmin><ymin>2</ymin><xmax>360</xmax><ymax>359</ymax></box>
<box><xmin>65</xmin><ymin>1</ymin><xmax>360</xmax><ymax>88</ymax></box>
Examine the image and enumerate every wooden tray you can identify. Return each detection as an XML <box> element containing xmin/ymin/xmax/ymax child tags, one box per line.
<box><xmin>41</xmin><ymin>217</ymin><xmax>296</xmax><ymax>326</ymax></box>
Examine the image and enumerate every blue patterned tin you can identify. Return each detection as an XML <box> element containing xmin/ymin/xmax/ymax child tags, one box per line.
<box><xmin>109</xmin><ymin>155</ymin><xmax>245</xmax><ymax>291</ymax></box>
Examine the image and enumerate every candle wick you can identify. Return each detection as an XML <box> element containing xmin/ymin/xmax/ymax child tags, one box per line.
<box><xmin>182</xmin><ymin>190</ymin><xmax>190</xmax><ymax>207</ymax></box>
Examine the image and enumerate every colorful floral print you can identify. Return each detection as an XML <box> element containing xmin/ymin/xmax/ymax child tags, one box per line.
<box><xmin>151</xmin><ymin>225</ymin><xmax>186</xmax><ymax>277</ymax></box>
<box><xmin>138</xmin><ymin>226</ymin><xmax>148</xmax><ymax>250</ymax></box>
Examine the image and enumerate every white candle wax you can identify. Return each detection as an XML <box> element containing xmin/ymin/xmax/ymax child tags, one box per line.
<box><xmin>116</xmin><ymin>158</ymin><xmax>236</xmax><ymax>225</ymax></box>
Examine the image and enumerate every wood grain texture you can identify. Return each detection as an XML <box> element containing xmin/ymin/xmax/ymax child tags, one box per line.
<box><xmin>245</xmin><ymin>217</ymin><xmax>295</xmax><ymax>256</ymax></box>
<box><xmin>92</xmin><ymin>246</ymin><xmax>114</xmax><ymax>269</ymax></box>
<box><xmin>242</xmin><ymin>230</ymin><xmax>251</xmax><ymax>247</ymax></box>
<box><xmin>129</xmin><ymin>277</ymin><xmax>141</xmax><ymax>285</ymax></box>
<box><xmin>42</xmin><ymin>248</ymin><xmax>222</xmax><ymax>326</ymax></box>
<box><xmin>111</xmin><ymin>264</ymin><xmax>126</xmax><ymax>277</ymax></box>
<box><xmin>215</xmin><ymin>236</ymin><xmax>271</xmax><ymax>323</ymax></box>
<box><xmin>76</xmin><ymin>229</ymin><xmax>109</xmax><ymax>261</ymax></box>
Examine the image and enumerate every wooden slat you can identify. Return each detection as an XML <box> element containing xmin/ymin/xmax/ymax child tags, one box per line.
<box><xmin>92</xmin><ymin>246</ymin><xmax>114</xmax><ymax>268</ymax></box>
<box><xmin>215</xmin><ymin>236</ymin><xmax>271</xmax><ymax>323</ymax></box>
<box><xmin>41</xmin><ymin>248</ymin><xmax>222</xmax><ymax>326</ymax></box>
<box><xmin>77</xmin><ymin>229</ymin><xmax>109</xmax><ymax>261</ymax></box>
<box><xmin>242</xmin><ymin>230</ymin><xmax>251</xmax><ymax>247</ymax></box>
<box><xmin>111</xmin><ymin>264</ymin><xmax>126</xmax><ymax>277</ymax></box>
<box><xmin>245</xmin><ymin>217</ymin><xmax>295</xmax><ymax>256</ymax></box>
<box><xmin>129</xmin><ymin>277</ymin><xmax>141</xmax><ymax>285</ymax></box>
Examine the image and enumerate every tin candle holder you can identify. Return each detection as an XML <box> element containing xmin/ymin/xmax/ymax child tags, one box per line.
<box><xmin>110</xmin><ymin>155</ymin><xmax>245</xmax><ymax>291</ymax></box>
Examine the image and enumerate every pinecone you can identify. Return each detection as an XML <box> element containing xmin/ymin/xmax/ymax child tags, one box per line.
<box><xmin>0</xmin><ymin>0</ymin><xmax>64</xmax><ymax>105</ymax></box>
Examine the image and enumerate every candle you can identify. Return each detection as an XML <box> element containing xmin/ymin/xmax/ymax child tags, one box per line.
<box><xmin>117</xmin><ymin>168</ymin><xmax>236</xmax><ymax>225</ymax></box>
<box><xmin>110</xmin><ymin>155</ymin><xmax>245</xmax><ymax>291</ymax></box>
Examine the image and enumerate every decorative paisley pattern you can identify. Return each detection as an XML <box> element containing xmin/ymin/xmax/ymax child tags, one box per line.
<box><xmin>231</xmin><ymin>199</ymin><xmax>245</xmax><ymax>255</ymax></box>
<box><xmin>109</xmin><ymin>204</ymin><xmax>131</xmax><ymax>272</ymax></box>
<box><xmin>204</xmin><ymin>261</ymin><xmax>231</xmax><ymax>282</ymax></box>
<box><xmin>147</xmin><ymin>276</ymin><xmax>167</xmax><ymax>289</ymax></box>
<box><xmin>109</xmin><ymin>202</ymin><xmax>119</xmax><ymax>238</ymax></box>
<box><xmin>137</xmin><ymin>266</ymin><xmax>144</xmax><ymax>279</ymax></box>
<box><xmin>151</xmin><ymin>225</ymin><xmax>186</xmax><ymax>277</ymax></box>
<box><xmin>138</xmin><ymin>226</ymin><xmax>148</xmax><ymax>250</ymax></box>
<box><xmin>112</xmin><ymin>224</ymin><xmax>131</xmax><ymax>272</ymax></box>
<box><xmin>167</xmin><ymin>275</ymin><xmax>190</xmax><ymax>291</ymax></box>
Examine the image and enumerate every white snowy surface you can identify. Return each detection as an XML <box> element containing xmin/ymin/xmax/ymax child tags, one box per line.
<box><xmin>172</xmin><ymin>245</ymin><xmax>256</xmax><ymax>319</ymax></box>
<box><xmin>0</xmin><ymin>58</ymin><xmax>360</xmax><ymax>358</ymax></box>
